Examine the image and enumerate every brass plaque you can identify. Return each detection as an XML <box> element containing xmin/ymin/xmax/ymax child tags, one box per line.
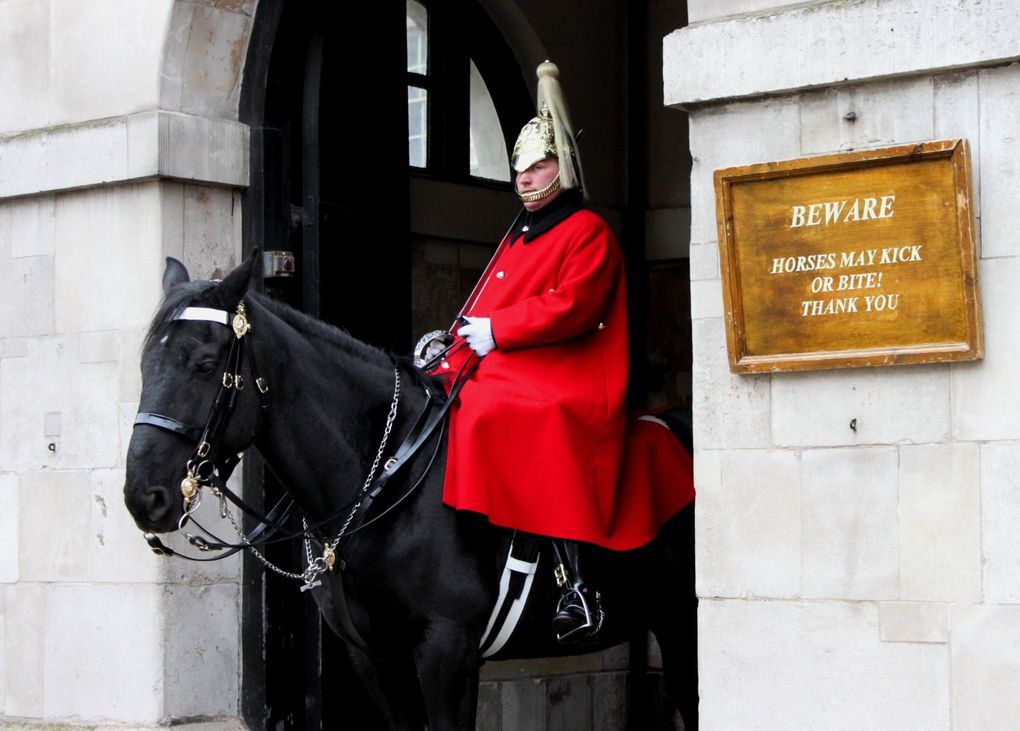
<box><xmin>714</xmin><ymin>139</ymin><xmax>982</xmax><ymax>373</ymax></box>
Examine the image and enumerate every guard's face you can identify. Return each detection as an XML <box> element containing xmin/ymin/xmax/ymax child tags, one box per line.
<box><xmin>516</xmin><ymin>158</ymin><xmax>562</xmax><ymax>212</ymax></box>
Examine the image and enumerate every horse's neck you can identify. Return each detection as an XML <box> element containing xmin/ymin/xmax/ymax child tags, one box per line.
<box><xmin>247</xmin><ymin>296</ymin><xmax>405</xmax><ymax>517</ymax></box>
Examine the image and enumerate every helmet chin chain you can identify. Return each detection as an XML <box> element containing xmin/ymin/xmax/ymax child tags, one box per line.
<box><xmin>519</xmin><ymin>175</ymin><xmax>561</xmax><ymax>203</ymax></box>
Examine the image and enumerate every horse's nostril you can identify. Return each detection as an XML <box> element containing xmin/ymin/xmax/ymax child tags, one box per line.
<box><xmin>144</xmin><ymin>485</ymin><xmax>173</xmax><ymax>523</ymax></box>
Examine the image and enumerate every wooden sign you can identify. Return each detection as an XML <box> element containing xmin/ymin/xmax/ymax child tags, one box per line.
<box><xmin>714</xmin><ymin>139</ymin><xmax>982</xmax><ymax>373</ymax></box>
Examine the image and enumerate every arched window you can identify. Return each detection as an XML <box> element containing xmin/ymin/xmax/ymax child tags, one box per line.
<box><xmin>405</xmin><ymin>0</ymin><xmax>529</xmax><ymax>184</ymax></box>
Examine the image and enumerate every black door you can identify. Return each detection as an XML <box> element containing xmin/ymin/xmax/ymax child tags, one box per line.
<box><xmin>241</xmin><ymin>1</ymin><xmax>409</xmax><ymax>728</ymax></box>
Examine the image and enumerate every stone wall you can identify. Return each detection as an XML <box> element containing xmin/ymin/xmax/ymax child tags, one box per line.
<box><xmin>0</xmin><ymin>0</ymin><xmax>252</xmax><ymax>725</ymax></box>
<box><xmin>667</xmin><ymin>1</ymin><xmax>1020</xmax><ymax>728</ymax></box>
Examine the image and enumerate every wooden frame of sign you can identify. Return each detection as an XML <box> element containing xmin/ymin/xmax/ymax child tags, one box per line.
<box><xmin>714</xmin><ymin>139</ymin><xmax>982</xmax><ymax>373</ymax></box>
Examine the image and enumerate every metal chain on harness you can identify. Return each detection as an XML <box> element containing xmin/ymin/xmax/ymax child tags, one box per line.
<box><xmin>299</xmin><ymin>368</ymin><xmax>401</xmax><ymax>591</ymax></box>
<box><xmin>214</xmin><ymin>368</ymin><xmax>402</xmax><ymax>589</ymax></box>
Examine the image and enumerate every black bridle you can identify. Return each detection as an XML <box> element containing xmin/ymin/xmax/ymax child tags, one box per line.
<box><xmin>133</xmin><ymin>301</ymin><xmax>279</xmax><ymax>560</ymax></box>
<box><xmin>132</xmin><ymin>298</ymin><xmax>479</xmax><ymax>588</ymax></box>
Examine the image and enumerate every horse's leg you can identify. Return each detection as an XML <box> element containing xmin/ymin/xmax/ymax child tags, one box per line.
<box><xmin>652</xmin><ymin>502</ymin><xmax>699</xmax><ymax>730</ymax></box>
<box><xmin>411</xmin><ymin>617</ymin><xmax>482</xmax><ymax>731</ymax></box>
<box><xmin>346</xmin><ymin>643</ymin><xmax>425</xmax><ymax>730</ymax></box>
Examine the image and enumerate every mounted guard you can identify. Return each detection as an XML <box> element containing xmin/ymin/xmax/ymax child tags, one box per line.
<box><xmin>422</xmin><ymin>61</ymin><xmax>694</xmax><ymax>644</ymax></box>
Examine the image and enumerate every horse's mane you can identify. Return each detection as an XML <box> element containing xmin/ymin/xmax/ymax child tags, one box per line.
<box><xmin>146</xmin><ymin>281</ymin><xmax>434</xmax><ymax>389</ymax></box>
<box><xmin>253</xmin><ymin>293</ymin><xmax>440</xmax><ymax>392</ymax></box>
<box><xmin>253</xmin><ymin>291</ymin><xmax>392</xmax><ymax>367</ymax></box>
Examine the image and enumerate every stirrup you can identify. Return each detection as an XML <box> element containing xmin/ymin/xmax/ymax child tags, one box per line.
<box><xmin>553</xmin><ymin>586</ymin><xmax>603</xmax><ymax>644</ymax></box>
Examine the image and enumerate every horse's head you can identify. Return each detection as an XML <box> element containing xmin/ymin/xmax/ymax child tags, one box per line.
<box><xmin>124</xmin><ymin>251</ymin><xmax>263</xmax><ymax>533</ymax></box>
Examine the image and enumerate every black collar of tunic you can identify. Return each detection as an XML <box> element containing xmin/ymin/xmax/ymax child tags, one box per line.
<box><xmin>508</xmin><ymin>189</ymin><xmax>584</xmax><ymax>245</ymax></box>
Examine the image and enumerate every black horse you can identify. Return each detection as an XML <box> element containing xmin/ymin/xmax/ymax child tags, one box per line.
<box><xmin>124</xmin><ymin>251</ymin><xmax>697</xmax><ymax>730</ymax></box>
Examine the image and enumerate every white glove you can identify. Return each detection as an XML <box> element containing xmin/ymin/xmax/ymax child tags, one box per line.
<box><xmin>458</xmin><ymin>317</ymin><xmax>496</xmax><ymax>357</ymax></box>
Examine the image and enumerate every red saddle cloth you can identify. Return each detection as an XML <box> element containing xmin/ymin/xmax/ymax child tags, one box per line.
<box><xmin>443</xmin><ymin>403</ymin><xmax>695</xmax><ymax>552</ymax></box>
<box><xmin>602</xmin><ymin>410</ymin><xmax>695</xmax><ymax>550</ymax></box>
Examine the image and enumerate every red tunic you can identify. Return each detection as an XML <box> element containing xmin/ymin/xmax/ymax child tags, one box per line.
<box><xmin>437</xmin><ymin>207</ymin><xmax>693</xmax><ymax>550</ymax></box>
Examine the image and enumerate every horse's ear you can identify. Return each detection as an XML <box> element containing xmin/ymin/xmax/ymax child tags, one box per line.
<box><xmin>163</xmin><ymin>257</ymin><xmax>191</xmax><ymax>294</ymax></box>
<box><xmin>213</xmin><ymin>248</ymin><xmax>261</xmax><ymax>306</ymax></box>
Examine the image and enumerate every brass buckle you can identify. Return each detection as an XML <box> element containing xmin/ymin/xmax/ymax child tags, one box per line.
<box><xmin>232</xmin><ymin>302</ymin><xmax>251</xmax><ymax>339</ymax></box>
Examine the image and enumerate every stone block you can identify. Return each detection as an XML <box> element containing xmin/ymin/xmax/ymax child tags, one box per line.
<box><xmin>89</xmin><ymin>468</ymin><xmax>163</xmax><ymax>583</ymax></box>
<box><xmin>80</xmin><ymin>330</ymin><xmax>120</xmax><ymax>363</ymax></box>
<box><xmin>182</xmin><ymin>185</ymin><xmax>243</xmax><ymax>279</ymax></box>
<box><xmin>0</xmin><ymin>253</ymin><xmax>54</xmax><ymax>339</ymax></box>
<box><xmin>54</xmin><ymin>183</ymin><xmax>165</xmax><ymax>334</ymax></box>
<box><xmin>699</xmin><ymin>598</ymin><xmax>949</xmax><ymax>730</ymax></box>
<box><xmin>157</xmin><ymin>112</ymin><xmax>250</xmax><ymax>188</ymax></box>
<box><xmin>43</xmin><ymin>584</ymin><xmax>163</xmax><ymax>722</ymax></box>
<box><xmin>0</xmin><ymin>117</ymin><xmax>129</xmax><ymax>200</ymax></box>
<box><xmin>879</xmin><ymin>601</ymin><xmax>948</xmax><ymax>644</ymax></box>
<box><xmin>898</xmin><ymin>444</ymin><xmax>981</xmax><ymax>602</ymax></box>
<box><xmin>688</xmin><ymin>241</ymin><xmax>719</xmax><ymax>281</ymax></box>
<box><xmin>980</xmin><ymin>442</ymin><xmax>1020</xmax><ymax>604</ymax></box>
<box><xmin>978</xmin><ymin>65</ymin><xmax>1020</xmax><ymax>258</ymax></box>
<box><xmin>158</xmin><ymin>0</ymin><xmax>195</xmax><ymax>112</ymax></box>
<box><xmin>4</xmin><ymin>583</ymin><xmax>43</xmax><ymax>718</ymax></box>
<box><xmin>696</xmin><ymin>449</ymin><xmax>801</xmax><ymax>599</ymax></box>
<box><xmin>691</xmin><ymin>317</ymin><xmax>771</xmax><ymax>449</ymax></box>
<box><xmin>952</xmin><ymin>257</ymin><xmax>1020</xmax><ymax>440</ymax></box>
<box><xmin>0</xmin><ymin>0</ymin><xmax>50</xmax><ymax>134</ymax></box>
<box><xmin>0</xmin><ymin>475</ymin><xmax>17</xmax><ymax>583</ymax></box>
<box><xmin>0</xmin><ymin>201</ymin><xmax>8</xmax><ymax>252</ymax></box>
<box><xmin>934</xmin><ymin>72</ymin><xmax>980</xmax><ymax>215</ymax></box>
<box><xmin>164</xmin><ymin>583</ymin><xmax>240</xmax><ymax>719</ymax></box>
<box><xmin>0</xmin><ymin>336</ymin><xmax>120</xmax><ymax>471</ymax></box>
<box><xmin>19</xmin><ymin>470</ymin><xmax>91</xmax><ymax>582</ymax></box>
<box><xmin>0</xmin><ymin>112</ymin><xmax>251</xmax><ymax>200</ymax></box>
<box><xmin>666</xmin><ymin>0</ymin><xmax>1020</xmax><ymax>108</ymax></box>
<box><xmin>179</xmin><ymin>4</ymin><xmax>251</xmax><ymax>118</ymax></box>
<box><xmin>500</xmin><ymin>678</ymin><xmax>546</xmax><ymax>730</ymax></box>
<box><xmin>689</xmin><ymin>277</ymin><xmax>723</xmax><ymax>320</ymax></box>
<box><xmin>645</xmin><ymin>207</ymin><xmax>691</xmax><ymax>261</ymax></box>
<box><xmin>801</xmin><ymin>447</ymin><xmax>898</xmax><ymax>600</ymax></box>
<box><xmin>772</xmin><ymin>365</ymin><xmax>950</xmax><ymax>448</ymax></box>
<box><xmin>10</xmin><ymin>195</ymin><xmax>55</xmax><ymax>258</ymax></box>
<box><xmin>120</xmin><ymin>328</ymin><xmax>147</xmax><ymax>402</ymax></box>
<box><xmin>482</xmin><ymin>644</ymin><xmax>625</xmax><ymax>681</ymax></box>
<box><xmin>160</xmin><ymin>181</ymin><xmax>187</xmax><ymax>265</ymax></box>
<box><xmin>688</xmin><ymin>99</ymin><xmax>800</xmax><ymax>243</ymax></box>
<box><xmin>0</xmin><ymin>608</ymin><xmax>4</xmax><ymax>715</ymax></box>
<box><xmin>951</xmin><ymin>604</ymin><xmax>1020</xmax><ymax>729</ymax></box>
<box><xmin>1</xmin><ymin>338</ymin><xmax>27</xmax><ymax>358</ymax></box>
<box><xmin>49</xmin><ymin>0</ymin><xmax>168</xmax><ymax>125</ymax></box>
<box><xmin>800</xmin><ymin>77</ymin><xmax>935</xmax><ymax>155</ymax></box>
<box><xmin>688</xmin><ymin>0</ymin><xmax>805</xmax><ymax>23</ymax></box>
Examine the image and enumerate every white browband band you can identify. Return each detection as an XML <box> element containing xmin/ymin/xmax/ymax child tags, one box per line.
<box><xmin>176</xmin><ymin>307</ymin><xmax>230</xmax><ymax>325</ymax></box>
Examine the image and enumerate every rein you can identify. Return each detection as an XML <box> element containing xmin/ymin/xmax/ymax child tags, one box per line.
<box><xmin>132</xmin><ymin>299</ymin><xmax>477</xmax><ymax>594</ymax></box>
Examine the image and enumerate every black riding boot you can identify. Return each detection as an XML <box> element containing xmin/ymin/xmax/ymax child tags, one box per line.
<box><xmin>549</xmin><ymin>538</ymin><xmax>603</xmax><ymax>644</ymax></box>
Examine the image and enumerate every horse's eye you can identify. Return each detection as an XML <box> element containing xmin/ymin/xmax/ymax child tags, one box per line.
<box><xmin>196</xmin><ymin>361</ymin><xmax>218</xmax><ymax>375</ymax></box>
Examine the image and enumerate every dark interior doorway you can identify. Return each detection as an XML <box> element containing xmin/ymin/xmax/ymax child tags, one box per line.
<box><xmin>238</xmin><ymin>1</ymin><xmax>693</xmax><ymax>729</ymax></box>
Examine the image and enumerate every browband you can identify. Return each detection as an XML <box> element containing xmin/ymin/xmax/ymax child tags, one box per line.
<box><xmin>176</xmin><ymin>307</ymin><xmax>230</xmax><ymax>325</ymax></box>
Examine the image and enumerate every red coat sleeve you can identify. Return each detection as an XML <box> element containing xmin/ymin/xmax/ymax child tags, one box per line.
<box><xmin>488</xmin><ymin>217</ymin><xmax>623</xmax><ymax>350</ymax></box>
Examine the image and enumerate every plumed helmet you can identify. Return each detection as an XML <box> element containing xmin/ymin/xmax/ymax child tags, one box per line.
<box><xmin>510</xmin><ymin>61</ymin><xmax>585</xmax><ymax>192</ymax></box>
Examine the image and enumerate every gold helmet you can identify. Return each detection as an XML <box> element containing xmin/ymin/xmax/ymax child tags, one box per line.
<box><xmin>510</xmin><ymin>61</ymin><xmax>584</xmax><ymax>194</ymax></box>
